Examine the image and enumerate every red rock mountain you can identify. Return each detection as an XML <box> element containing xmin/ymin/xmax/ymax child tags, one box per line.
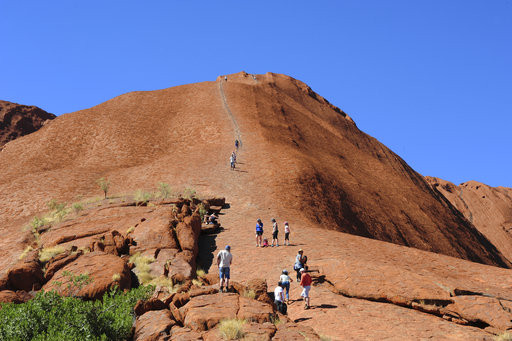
<box><xmin>427</xmin><ymin>177</ymin><xmax>512</xmax><ymax>263</ymax></box>
<box><xmin>0</xmin><ymin>100</ymin><xmax>55</xmax><ymax>147</ymax></box>
<box><xmin>0</xmin><ymin>72</ymin><xmax>508</xmax><ymax>268</ymax></box>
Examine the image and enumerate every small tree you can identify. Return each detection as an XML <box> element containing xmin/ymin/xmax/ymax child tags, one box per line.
<box><xmin>96</xmin><ymin>177</ymin><xmax>110</xmax><ymax>199</ymax></box>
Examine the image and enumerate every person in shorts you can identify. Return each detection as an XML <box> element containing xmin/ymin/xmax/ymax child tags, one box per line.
<box><xmin>255</xmin><ymin>218</ymin><xmax>263</xmax><ymax>247</ymax></box>
<box><xmin>284</xmin><ymin>221</ymin><xmax>290</xmax><ymax>246</ymax></box>
<box><xmin>299</xmin><ymin>267</ymin><xmax>312</xmax><ymax>309</ymax></box>
<box><xmin>271</xmin><ymin>218</ymin><xmax>279</xmax><ymax>247</ymax></box>
<box><xmin>216</xmin><ymin>245</ymin><xmax>233</xmax><ymax>292</ymax></box>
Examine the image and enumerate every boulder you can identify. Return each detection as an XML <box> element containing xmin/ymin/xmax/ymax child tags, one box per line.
<box><xmin>131</xmin><ymin>208</ymin><xmax>178</xmax><ymax>254</ymax></box>
<box><xmin>7</xmin><ymin>251</ymin><xmax>43</xmax><ymax>291</ymax></box>
<box><xmin>237</xmin><ymin>296</ymin><xmax>275</xmax><ymax>323</ymax></box>
<box><xmin>43</xmin><ymin>252</ymin><xmax>131</xmax><ymax>299</ymax></box>
<box><xmin>134</xmin><ymin>309</ymin><xmax>175</xmax><ymax>341</ymax></box>
<box><xmin>168</xmin><ymin>251</ymin><xmax>195</xmax><ymax>282</ymax></box>
<box><xmin>0</xmin><ymin>290</ymin><xmax>33</xmax><ymax>304</ymax></box>
<box><xmin>202</xmin><ymin>322</ymin><xmax>276</xmax><ymax>341</ymax></box>
<box><xmin>180</xmin><ymin>293</ymin><xmax>239</xmax><ymax>331</ymax></box>
<box><xmin>169</xmin><ymin>326</ymin><xmax>204</xmax><ymax>340</ymax></box>
<box><xmin>273</xmin><ymin>322</ymin><xmax>322</xmax><ymax>340</ymax></box>
<box><xmin>134</xmin><ymin>298</ymin><xmax>168</xmax><ymax>316</ymax></box>
<box><xmin>246</xmin><ymin>278</ymin><xmax>272</xmax><ymax>304</ymax></box>
<box><xmin>44</xmin><ymin>250</ymin><xmax>81</xmax><ymax>281</ymax></box>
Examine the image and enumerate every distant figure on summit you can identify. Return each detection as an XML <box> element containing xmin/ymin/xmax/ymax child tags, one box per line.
<box><xmin>224</xmin><ymin>76</ymin><xmax>228</xmax><ymax>81</ymax></box>
<box><xmin>235</xmin><ymin>139</ymin><xmax>239</xmax><ymax>150</ymax></box>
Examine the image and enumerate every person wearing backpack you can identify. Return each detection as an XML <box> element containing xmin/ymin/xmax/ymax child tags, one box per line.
<box><xmin>294</xmin><ymin>249</ymin><xmax>307</xmax><ymax>281</ymax></box>
<box><xmin>255</xmin><ymin>218</ymin><xmax>264</xmax><ymax>247</ymax></box>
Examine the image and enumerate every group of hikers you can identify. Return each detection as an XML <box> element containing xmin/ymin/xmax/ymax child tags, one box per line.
<box><xmin>216</xmin><ymin>245</ymin><xmax>312</xmax><ymax>315</ymax></box>
<box><xmin>255</xmin><ymin>218</ymin><xmax>291</xmax><ymax>247</ymax></box>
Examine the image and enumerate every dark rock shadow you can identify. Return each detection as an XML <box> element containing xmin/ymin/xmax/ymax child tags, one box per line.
<box><xmin>197</xmin><ymin>234</ymin><xmax>218</xmax><ymax>274</ymax></box>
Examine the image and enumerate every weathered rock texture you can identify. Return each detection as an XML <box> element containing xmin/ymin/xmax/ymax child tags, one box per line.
<box><xmin>427</xmin><ymin>177</ymin><xmax>512</xmax><ymax>263</ymax></box>
<box><xmin>0</xmin><ymin>72</ymin><xmax>508</xmax><ymax>269</ymax></box>
<box><xmin>0</xmin><ymin>100</ymin><xmax>55</xmax><ymax>147</ymax></box>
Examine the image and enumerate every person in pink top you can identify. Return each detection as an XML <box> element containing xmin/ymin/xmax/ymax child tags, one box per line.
<box><xmin>299</xmin><ymin>267</ymin><xmax>312</xmax><ymax>309</ymax></box>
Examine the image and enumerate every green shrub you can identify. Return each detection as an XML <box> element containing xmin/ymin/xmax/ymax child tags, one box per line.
<box><xmin>72</xmin><ymin>202</ymin><xmax>83</xmax><ymax>214</ymax></box>
<box><xmin>134</xmin><ymin>190</ymin><xmax>152</xmax><ymax>206</ymax></box>
<box><xmin>198</xmin><ymin>203</ymin><xmax>207</xmax><ymax>222</ymax></box>
<box><xmin>47</xmin><ymin>199</ymin><xmax>66</xmax><ymax>212</ymax></box>
<box><xmin>218</xmin><ymin>319</ymin><xmax>246</xmax><ymax>340</ymax></box>
<box><xmin>158</xmin><ymin>182</ymin><xmax>172</xmax><ymax>199</ymax></box>
<box><xmin>0</xmin><ymin>285</ymin><xmax>152</xmax><ymax>340</ymax></box>
<box><xmin>96</xmin><ymin>177</ymin><xmax>110</xmax><ymax>199</ymax></box>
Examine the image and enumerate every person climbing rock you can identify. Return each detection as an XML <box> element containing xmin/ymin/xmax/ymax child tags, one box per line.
<box><xmin>299</xmin><ymin>267</ymin><xmax>312</xmax><ymax>309</ymax></box>
<box><xmin>284</xmin><ymin>221</ymin><xmax>290</xmax><ymax>246</ymax></box>
<box><xmin>271</xmin><ymin>218</ymin><xmax>279</xmax><ymax>247</ymax></box>
<box><xmin>235</xmin><ymin>139</ymin><xmax>239</xmax><ymax>150</ymax></box>
<box><xmin>274</xmin><ymin>281</ymin><xmax>287</xmax><ymax>314</ymax></box>
<box><xmin>255</xmin><ymin>218</ymin><xmax>264</xmax><ymax>247</ymax></box>
<box><xmin>231</xmin><ymin>151</ymin><xmax>237</xmax><ymax>164</ymax></box>
<box><xmin>280</xmin><ymin>269</ymin><xmax>293</xmax><ymax>303</ymax></box>
<box><xmin>216</xmin><ymin>245</ymin><xmax>233</xmax><ymax>293</ymax></box>
<box><xmin>294</xmin><ymin>249</ymin><xmax>307</xmax><ymax>281</ymax></box>
<box><xmin>224</xmin><ymin>76</ymin><xmax>227</xmax><ymax>81</ymax></box>
<box><xmin>230</xmin><ymin>154</ymin><xmax>235</xmax><ymax>170</ymax></box>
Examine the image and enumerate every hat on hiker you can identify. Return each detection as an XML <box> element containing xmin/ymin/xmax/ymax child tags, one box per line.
<box><xmin>298</xmin><ymin>249</ymin><xmax>303</xmax><ymax>253</ymax></box>
<box><xmin>257</xmin><ymin>218</ymin><xmax>262</xmax><ymax>222</ymax></box>
<box><xmin>271</xmin><ymin>218</ymin><xmax>276</xmax><ymax>222</ymax></box>
<box><xmin>284</xmin><ymin>221</ymin><xmax>288</xmax><ymax>225</ymax></box>
<box><xmin>225</xmin><ymin>245</ymin><xmax>231</xmax><ymax>250</ymax></box>
<box><xmin>282</xmin><ymin>269</ymin><xmax>288</xmax><ymax>275</ymax></box>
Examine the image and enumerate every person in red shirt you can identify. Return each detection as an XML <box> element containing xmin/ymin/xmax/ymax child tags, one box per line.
<box><xmin>299</xmin><ymin>267</ymin><xmax>312</xmax><ymax>309</ymax></box>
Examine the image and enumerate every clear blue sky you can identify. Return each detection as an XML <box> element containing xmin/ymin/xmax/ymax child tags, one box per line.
<box><xmin>2</xmin><ymin>1</ymin><xmax>511</xmax><ymax>187</ymax></box>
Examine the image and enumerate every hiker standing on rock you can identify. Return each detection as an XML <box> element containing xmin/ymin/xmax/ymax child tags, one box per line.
<box><xmin>271</xmin><ymin>218</ymin><xmax>279</xmax><ymax>247</ymax></box>
<box><xmin>284</xmin><ymin>221</ymin><xmax>290</xmax><ymax>246</ymax></box>
<box><xmin>274</xmin><ymin>281</ymin><xmax>287</xmax><ymax>314</ymax></box>
<box><xmin>217</xmin><ymin>245</ymin><xmax>233</xmax><ymax>292</ymax></box>
<box><xmin>294</xmin><ymin>249</ymin><xmax>307</xmax><ymax>281</ymax></box>
<box><xmin>255</xmin><ymin>218</ymin><xmax>264</xmax><ymax>247</ymax></box>
<box><xmin>280</xmin><ymin>269</ymin><xmax>293</xmax><ymax>303</ymax></box>
<box><xmin>299</xmin><ymin>268</ymin><xmax>312</xmax><ymax>309</ymax></box>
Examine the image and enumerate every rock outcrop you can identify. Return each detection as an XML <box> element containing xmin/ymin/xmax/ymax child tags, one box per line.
<box><xmin>0</xmin><ymin>100</ymin><xmax>55</xmax><ymax>147</ymax></box>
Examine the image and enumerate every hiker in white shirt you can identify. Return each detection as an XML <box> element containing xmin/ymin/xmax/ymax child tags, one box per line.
<box><xmin>216</xmin><ymin>245</ymin><xmax>233</xmax><ymax>292</ymax></box>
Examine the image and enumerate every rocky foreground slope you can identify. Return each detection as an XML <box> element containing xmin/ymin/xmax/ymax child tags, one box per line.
<box><xmin>0</xmin><ymin>100</ymin><xmax>55</xmax><ymax>147</ymax></box>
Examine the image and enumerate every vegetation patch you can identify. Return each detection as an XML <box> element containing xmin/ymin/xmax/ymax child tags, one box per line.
<box><xmin>134</xmin><ymin>190</ymin><xmax>152</xmax><ymax>206</ymax></box>
<box><xmin>183</xmin><ymin>187</ymin><xmax>196</xmax><ymax>200</ymax></box>
<box><xmin>18</xmin><ymin>246</ymin><xmax>34</xmax><ymax>260</ymax></box>
<box><xmin>39</xmin><ymin>246</ymin><xmax>66</xmax><ymax>263</ymax></box>
<box><xmin>218</xmin><ymin>319</ymin><xmax>246</xmax><ymax>340</ymax></box>
<box><xmin>129</xmin><ymin>253</ymin><xmax>155</xmax><ymax>284</ymax></box>
<box><xmin>96</xmin><ymin>177</ymin><xmax>110</xmax><ymax>199</ymax></box>
<box><xmin>241</xmin><ymin>289</ymin><xmax>256</xmax><ymax>299</ymax></box>
<box><xmin>158</xmin><ymin>182</ymin><xmax>172</xmax><ymax>199</ymax></box>
<box><xmin>0</xmin><ymin>285</ymin><xmax>152</xmax><ymax>340</ymax></box>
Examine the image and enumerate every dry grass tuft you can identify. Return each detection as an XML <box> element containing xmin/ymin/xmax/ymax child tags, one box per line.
<box><xmin>129</xmin><ymin>253</ymin><xmax>155</xmax><ymax>284</ymax></box>
<box><xmin>39</xmin><ymin>246</ymin><xmax>66</xmax><ymax>262</ymax></box>
<box><xmin>218</xmin><ymin>319</ymin><xmax>246</xmax><ymax>340</ymax></box>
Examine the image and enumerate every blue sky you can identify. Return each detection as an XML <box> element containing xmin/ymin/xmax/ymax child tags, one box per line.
<box><xmin>2</xmin><ymin>1</ymin><xmax>511</xmax><ymax>187</ymax></box>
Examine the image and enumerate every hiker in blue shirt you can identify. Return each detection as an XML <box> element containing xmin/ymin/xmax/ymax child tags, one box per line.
<box><xmin>255</xmin><ymin>218</ymin><xmax>264</xmax><ymax>247</ymax></box>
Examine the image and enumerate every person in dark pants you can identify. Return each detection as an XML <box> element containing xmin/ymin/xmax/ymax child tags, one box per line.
<box><xmin>235</xmin><ymin>139</ymin><xmax>239</xmax><ymax>150</ymax></box>
<box><xmin>274</xmin><ymin>281</ymin><xmax>287</xmax><ymax>314</ymax></box>
<box><xmin>294</xmin><ymin>249</ymin><xmax>307</xmax><ymax>281</ymax></box>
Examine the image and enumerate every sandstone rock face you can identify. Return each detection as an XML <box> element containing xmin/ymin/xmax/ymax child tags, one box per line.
<box><xmin>0</xmin><ymin>100</ymin><xmax>55</xmax><ymax>147</ymax></box>
<box><xmin>7</xmin><ymin>251</ymin><xmax>43</xmax><ymax>291</ymax></box>
<box><xmin>0</xmin><ymin>290</ymin><xmax>32</xmax><ymax>304</ymax></box>
<box><xmin>0</xmin><ymin>72</ymin><xmax>508</xmax><ymax>268</ymax></box>
<box><xmin>43</xmin><ymin>252</ymin><xmax>131</xmax><ymax>299</ymax></box>
<box><xmin>134</xmin><ymin>309</ymin><xmax>175</xmax><ymax>341</ymax></box>
<box><xmin>427</xmin><ymin>177</ymin><xmax>512</xmax><ymax>263</ymax></box>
